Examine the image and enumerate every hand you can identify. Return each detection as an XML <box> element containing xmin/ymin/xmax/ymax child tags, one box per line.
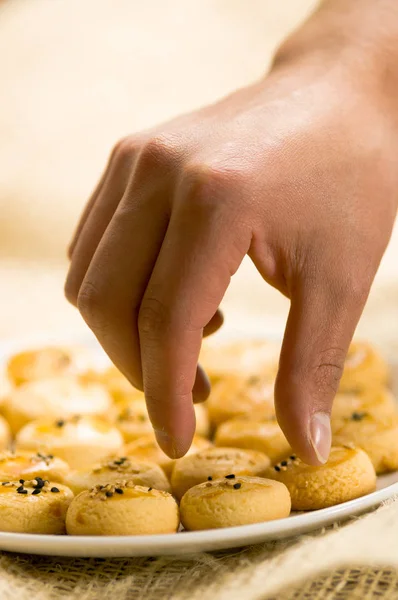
<box><xmin>65</xmin><ymin>16</ymin><xmax>398</xmax><ymax>463</ymax></box>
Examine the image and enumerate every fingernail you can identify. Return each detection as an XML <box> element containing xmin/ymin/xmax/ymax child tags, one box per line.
<box><xmin>154</xmin><ymin>430</ymin><xmax>177</xmax><ymax>459</ymax></box>
<box><xmin>309</xmin><ymin>412</ymin><xmax>331</xmax><ymax>464</ymax></box>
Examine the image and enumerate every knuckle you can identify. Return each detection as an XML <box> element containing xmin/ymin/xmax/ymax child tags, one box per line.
<box><xmin>64</xmin><ymin>277</ymin><xmax>79</xmax><ymax>306</ymax></box>
<box><xmin>182</xmin><ymin>162</ymin><xmax>236</xmax><ymax>210</ymax></box>
<box><xmin>113</xmin><ymin>135</ymin><xmax>139</xmax><ymax>162</ymax></box>
<box><xmin>138</xmin><ymin>297</ymin><xmax>170</xmax><ymax>339</ymax></box>
<box><xmin>313</xmin><ymin>347</ymin><xmax>347</xmax><ymax>396</ymax></box>
<box><xmin>137</xmin><ymin>135</ymin><xmax>181</xmax><ymax>173</ymax></box>
<box><xmin>77</xmin><ymin>281</ymin><xmax>108</xmax><ymax>331</ymax></box>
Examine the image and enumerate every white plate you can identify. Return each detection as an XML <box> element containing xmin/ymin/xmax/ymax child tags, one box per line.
<box><xmin>0</xmin><ymin>334</ymin><xmax>397</xmax><ymax>557</ymax></box>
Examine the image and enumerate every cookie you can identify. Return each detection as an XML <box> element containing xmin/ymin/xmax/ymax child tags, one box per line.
<box><xmin>171</xmin><ymin>446</ymin><xmax>271</xmax><ymax>500</ymax></box>
<box><xmin>331</xmin><ymin>389</ymin><xmax>397</xmax><ymax>423</ymax></box>
<box><xmin>64</xmin><ymin>456</ymin><xmax>171</xmax><ymax>495</ymax></box>
<box><xmin>207</xmin><ymin>373</ymin><xmax>275</xmax><ymax>428</ymax></box>
<box><xmin>80</xmin><ymin>363</ymin><xmax>143</xmax><ymax>404</ymax></box>
<box><xmin>6</xmin><ymin>345</ymin><xmax>90</xmax><ymax>386</ymax></box>
<box><xmin>200</xmin><ymin>338</ymin><xmax>279</xmax><ymax>385</ymax></box>
<box><xmin>15</xmin><ymin>415</ymin><xmax>124</xmax><ymax>469</ymax></box>
<box><xmin>0</xmin><ymin>450</ymin><xmax>70</xmax><ymax>483</ymax></box>
<box><xmin>180</xmin><ymin>475</ymin><xmax>290</xmax><ymax>530</ymax></box>
<box><xmin>339</xmin><ymin>341</ymin><xmax>390</xmax><ymax>394</ymax></box>
<box><xmin>0</xmin><ymin>415</ymin><xmax>11</xmax><ymax>451</ymax></box>
<box><xmin>215</xmin><ymin>416</ymin><xmax>291</xmax><ymax>463</ymax></box>
<box><xmin>0</xmin><ymin>479</ymin><xmax>73</xmax><ymax>534</ymax></box>
<box><xmin>124</xmin><ymin>433</ymin><xmax>213</xmax><ymax>477</ymax></box>
<box><xmin>115</xmin><ymin>398</ymin><xmax>210</xmax><ymax>443</ymax></box>
<box><xmin>3</xmin><ymin>376</ymin><xmax>112</xmax><ymax>434</ymax></box>
<box><xmin>332</xmin><ymin>412</ymin><xmax>398</xmax><ymax>474</ymax></box>
<box><xmin>66</xmin><ymin>482</ymin><xmax>179</xmax><ymax>535</ymax></box>
<box><xmin>265</xmin><ymin>447</ymin><xmax>376</xmax><ymax>510</ymax></box>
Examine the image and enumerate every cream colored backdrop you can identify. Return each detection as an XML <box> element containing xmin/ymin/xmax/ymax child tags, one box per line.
<box><xmin>0</xmin><ymin>0</ymin><xmax>397</xmax><ymax>343</ymax></box>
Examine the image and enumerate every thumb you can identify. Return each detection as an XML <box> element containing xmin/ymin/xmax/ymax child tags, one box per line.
<box><xmin>275</xmin><ymin>274</ymin><xmax>370</xmax><ymax>465</ymax></box>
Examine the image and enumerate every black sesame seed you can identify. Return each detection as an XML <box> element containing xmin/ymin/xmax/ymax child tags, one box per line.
<box><xmin>17</xmin><ymin>489</ymin><xmax>28</xmax><ymax>495</ymax></box>
<box><xmin>48</xmin><ymin>455</ymin><xmax>54</xmax><ymax>459</ymax></box>
<box><xmin>51</xmin><ymin>487</ymin><xmax>60</xmax><ymax>493</ymax></box>
<box><xmin>207</xmin><ymin>476</ymin><xmax>213</xmax><ymax>481</ymax></box>
<box><xmin>233</xmin><ymin>483</ymin><xmax>241</xmax><ymax>489</ymax></box>
<box><xmin>225</xmin><ymin>474</ymin><xmax>235</xmax><ymax>479</ymax></box>
<box><xmin>115</xmin><ymin>488</ymin><xmax>124</xmax><ymax>494</ymax></box>
<box><xmin>281</xmin><ymin>461</ymin><xmax>288</xmax><ymax>466</ymax></box>
<box><xmin>55</xmin><ymin>420</ymin><xmax>65</xmax><ymax>428</ymax></box>
<box><xmin>148</xmin><ymin>487</ymin><xmax>152</xmax><ymax>492</ymax></box>
<box><xmin>351</xmin><ymin>411</ymin><xmax>367</xmax><ymax>422</ymax></box>
<box><xmin>290</xmin><ymin>455</ymin><xmax>296</xmax><ymax>460</ymax></box>
<box><xmin>19</xmin><ymin>479</ymin><xmax>25</xmax><ymax>484</ymax></box>
<box><xmin>105</xmin><ymin>491</ymin><xmax>113</xmax><ymax>497</ymax></box>
<box><xmin>31</xmin><ymin>489</ymin><xmax>41</xmax><ymax>495</ymax></box>
<box><xmin>1</xmin><ymin>482</ymin><xmax>9</xmax><ymax>486</ymax></box>
<box><xmin>274</xmin><ymin>466</ymin><xmax>281</xmax><ymax>472</ymax></box>
<box><xmin>16</xmin><ymin>485</ymin><xmax>24</xmax><ymax>492</ymax></box>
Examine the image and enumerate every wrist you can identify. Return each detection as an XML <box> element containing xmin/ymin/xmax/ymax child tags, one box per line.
<box><xmin>272</xmin><ymin>0</ymin><xmax>398</xmax><ymax>105</ymax></box>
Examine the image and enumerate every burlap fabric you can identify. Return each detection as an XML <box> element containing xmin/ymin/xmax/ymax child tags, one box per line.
<box><xmin>1</xmin><ymin>0</ymin><xmax>398</xmax><ymax>597</ymax></box>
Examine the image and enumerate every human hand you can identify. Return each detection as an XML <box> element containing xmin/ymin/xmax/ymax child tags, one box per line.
<box><xmin>65</xmin><ymin>5</ymin><xmax>398</xmax><ymax>463</ymax></box>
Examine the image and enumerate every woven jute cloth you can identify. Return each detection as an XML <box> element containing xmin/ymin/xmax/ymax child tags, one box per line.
<box><xmin>1</xmin><ymin>0</ymin><xmax>398</xmax><ymax>597</ymax></box>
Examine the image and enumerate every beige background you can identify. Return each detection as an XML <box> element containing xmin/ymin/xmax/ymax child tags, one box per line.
<box><xmin>0</xmin><ymin>0</ymin><xmax>397</xmax><ymax>344</ymax></box>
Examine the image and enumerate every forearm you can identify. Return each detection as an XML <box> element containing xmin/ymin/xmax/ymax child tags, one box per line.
<box><xmin>273</xmin><ymin>0</ymin><xmax>398</xmax><ymax>96</ymax></box>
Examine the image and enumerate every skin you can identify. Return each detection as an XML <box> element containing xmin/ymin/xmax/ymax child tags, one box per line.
<box><xmin>65</xmin><ymin>0</ymin><xmax>398</xmax><ymax>464</ymax></box>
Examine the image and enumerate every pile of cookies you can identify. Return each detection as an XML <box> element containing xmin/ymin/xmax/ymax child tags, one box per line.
<box><xmin>0</xmin><ymin>338</ymin><xmax>395</xmax><ymax>536</ymax></box>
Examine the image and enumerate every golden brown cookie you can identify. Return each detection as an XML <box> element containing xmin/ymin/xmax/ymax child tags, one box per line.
<box><xmin>6</xmin><ymin>345</ymin><xmax>90</xmax><ymax>386</ymax></box>
<box><xmin>200</xmin><ymin>338</ymin><xmax>279</xmax><ymax>384</ymax></box>
<box><xmin>207</xmin><ymin>373</ymin><xmax>275</xmax><ymax>428</ymax></box>
<box><xmin>331</xmin><ymin>389</ymin><xmax>397</xmax><ymax>423</ymax></box>
<box><xmin>0</xmin><ymin>478</ymin><xmax>73</xmax><ymax>534</ymax></box>
<box><xmin>0</xmin><ymin>450</ymin><xmax>70</xmax><ymax>483</ymax></box>
<box><xmin>0</xmin><ymin>415</ymin><xmax>11</xmax><ymax>451</ymax></box>
<box><xmin>265</xmin><ymin>447</ymin><xmax>376</xmax><ymax>510</ymax></box>
<box><xmin>171</xmin><ymin>446</ymin><xmax>271</xmax><ymax>501</ymax></box>
<box><xmin>180</xmin><ymin>475</ymin><xmax>291</xmax><ymax>530</ymax></box>
<box><xmin>66</xmin><ymin>482</ymin><xmax>179</xmax><ymax>535</ymax></box>
<box><xmin>339</xmin><ymin>341</ymin><xmax>390</xmax><ymax>394</ymax></box>
<box><xmin>124</xmin><ymin>433</ymin><xmax>213</xmax><ymax>477</ymax></box>
<box><xmin>3</xmin><ymin>376</ymin><xmax>112</xmax><ymax>434</ymax></box>
<box><xmin>64</xmin><ymin>456</ymin><xmax>170</xmax><ymax>495</ymax></box>
<box><xmin>215</xmin><ymin>416</ymin><xmax>291</xmax><ymax>463</ymax></box>
<box><xmin>332</xmin><ymin>412</ymin><xmax>398</xmax><ymax>474</ymax></box>
<box><xmin>15</xmin><ymin>415</ymin><xmax>124</xmax><ymax>469</ymax></box>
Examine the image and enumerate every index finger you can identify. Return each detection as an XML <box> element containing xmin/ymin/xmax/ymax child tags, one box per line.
<box><xmin>139</xmin><ymin>184</ymin><xmax>251</xmax><ymax>458</ymax></box>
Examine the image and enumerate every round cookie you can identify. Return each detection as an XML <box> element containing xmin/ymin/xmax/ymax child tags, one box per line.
<box><xmin>0</xmin><ymin>450</ymin><xmax>70</xmax><ymax>483</ymax></box>
<box><xmin>339</xmin><ymin>341</ymin><xmax>390</xmax><ymax>394</ymax></box>
<box><xmin>200</xmin><ymin>338</ymin><xmax>279</xmax><ymax>384</ymax></box>
<box><xmin>0</xmin><ymin>415</ymin><xmax>11</xmax><ymax>451</ymax></box>
<box><xmin>207</xmin><ymin>373</ymin><xmax>275</xmax><ymax>428</ymax></box>
<box><xmin>171</xmin><ymin>446</ymin><xmax>271</xmax><ymax>501</ymax></box>
<box><xmin>15</xmin><ymin>415</ymin><xmax>124</xmax><ymax>469</ymax></box>
<box><xmin>0</xmin><ymin>478</ymin><xmax>73</xmax><ymax>534</ymax></box>
<box><xmin>332</xmin><ymin>412</ymin><xmax>398</xmax><ymax>474</ymax></box>
<box><xmin>66</xmin><ymin>482</ymin><xmax>179</xmax><ymax>535</ymax></box>
<box><xmin>0</xmin><ymin>367</ymin><xmax>12</xmax><ymax>410</ymax></box>
<box><xmin>124</xmin><ymin>434</ymin><xmax>213</xmax><ymax>477</ymax></box>
<box><xmin>331</xmin><ymin>389</ymin><xmax>397</xmax><ymax>423</ymax></box>
<box><xmin>3</xmin><ymin>376</ymin><xmax>112</xmax><ymax>434</ymax></box>
<box><xmin>180</xmin><ymin>475</ymin><xmax>290</xmax><ymax>530</ymax></box>
<box><xmin>215</xmin><ymin>416</ymin><xmax>291</xmax><ymax>463</ymax></box>
<box><xmin>265</xmin><ymin>447</ymin><xmax>376</xmax><ymax>510</ymax></box>
<box><xmin>64</xmin><ymin>456</ymin><xmax>170</xmax><ymax>494</ymax></box>
<box><xmin>6</xmin><ymin>345</ymin><xmax>90</xmax><ymax>387</ymax></box>
<box><xmin>115</xmin><ymin>398</ymin><xmax>153</xmax><ymax>443</ymax></box>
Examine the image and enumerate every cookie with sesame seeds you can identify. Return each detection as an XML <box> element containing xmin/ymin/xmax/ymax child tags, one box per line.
<box><xmin>171</xmin><ymin>446</ymin><xmax>271</xmax><ymax>501</ymax></box>
<box><xmin>180</xmin><ymin>475</ymin><xmax>290</xmax><ymax>530</ymax></box>
<box><xmin>0</xmin><ymin>478</ymin><xmax>73</xmax><ymax>534</ymax></box>
<box><xmin>332</xmin><ymin>412</ymin><xmax>398</xmax><ymax>474</ymax></box>
<box><xmin>331</xmin><ymin>389</ymin><xmax>397</xmax><ymax>424</ymax></box>
<box><xmin>0</xmin><ymin>450</ymin><xmax>70</xmax><ymax>484</ymax></box>
<box><xmin>15</xmin><ymin>415</ymin><xmax>123</xmax><ymax>469</ymax></box>
<box><xmin>64</xmin><ymin>456</ymin><xmax>170</xmax><ymax>494</ymax></box>
<box><xmin>66</xmin><ymin>482</ymin><xmax>179</xmax><ymax>535</ymax></box>
<box><xmin>265</xmin><ymin>447</ymin><xmax>376</xmax><ymax>510</ymax></box>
